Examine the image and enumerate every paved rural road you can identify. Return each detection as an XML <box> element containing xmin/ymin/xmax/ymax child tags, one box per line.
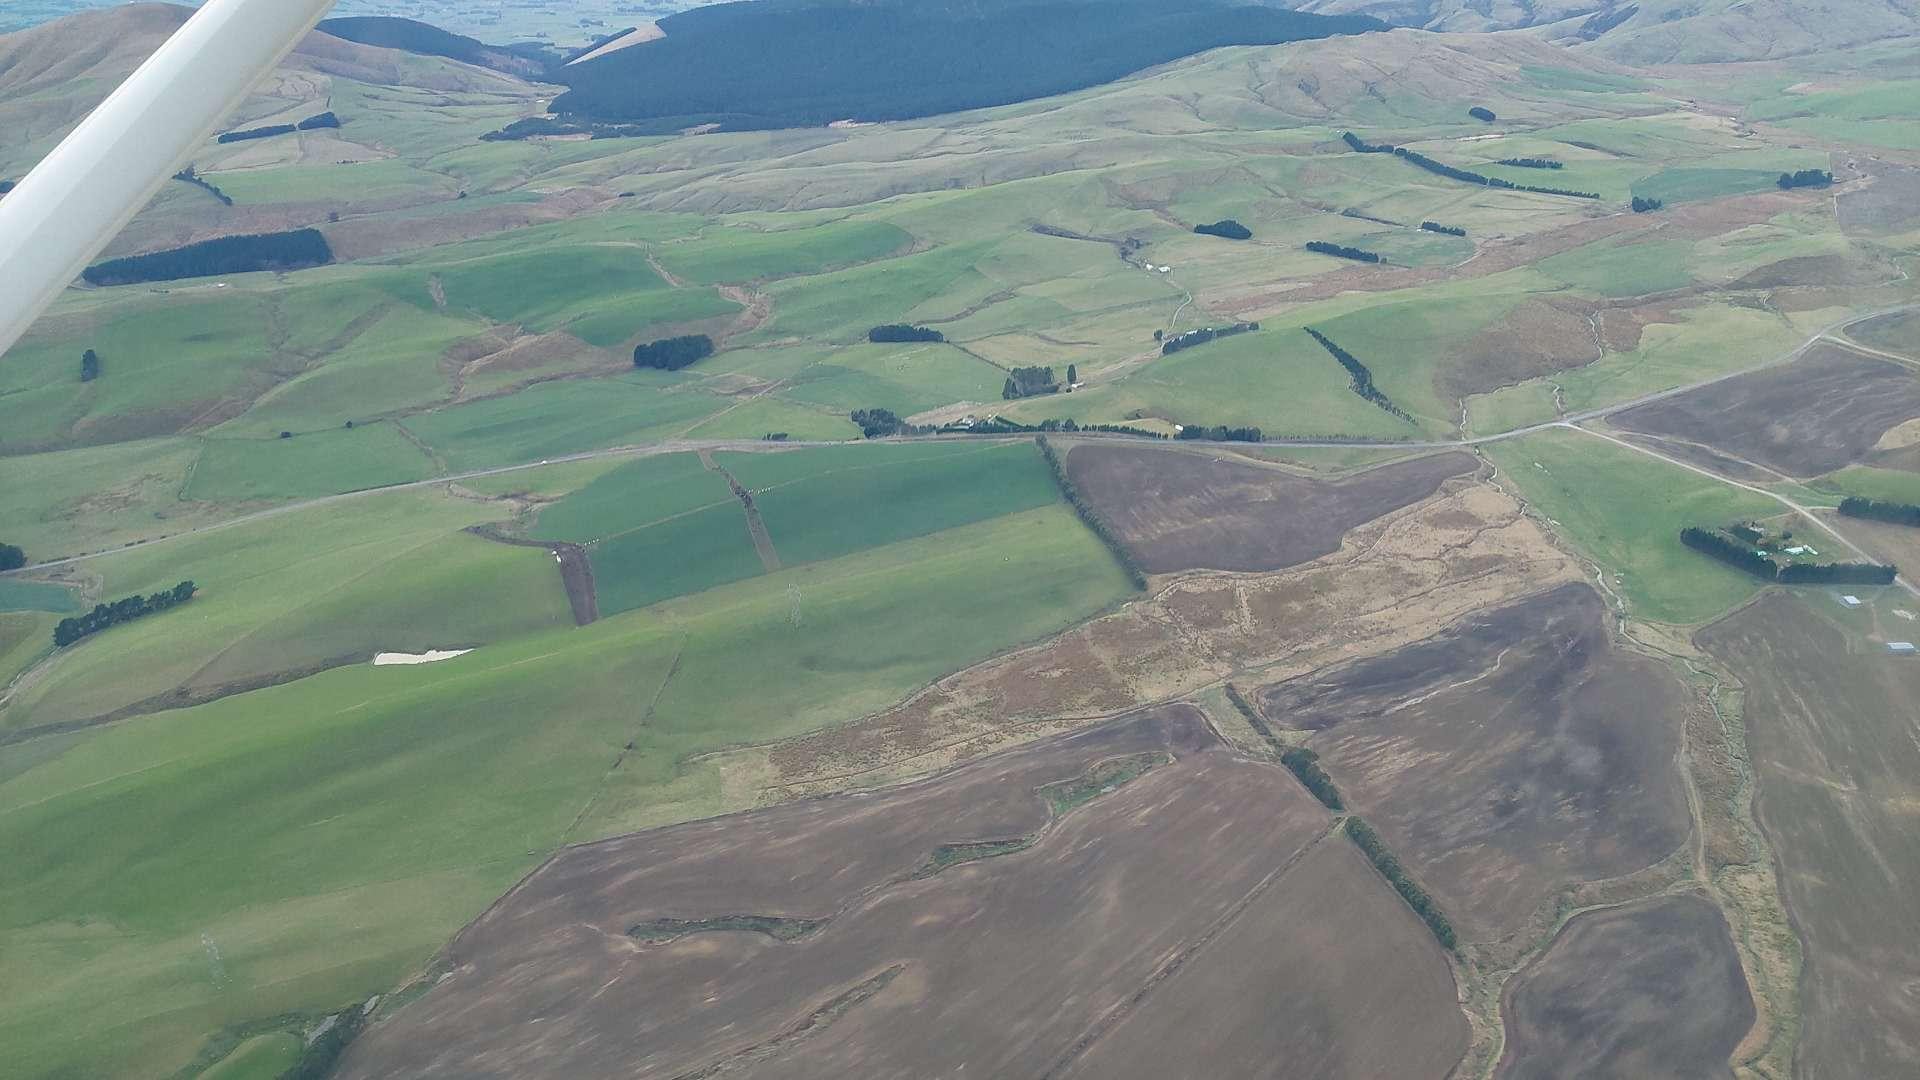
<box><xmin>7</xmin><ymin>303</ymin><xmax>1918</xmax><ymax>578</ymax></box>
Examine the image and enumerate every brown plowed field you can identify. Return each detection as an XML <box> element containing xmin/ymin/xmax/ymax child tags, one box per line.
<box><xmin>1698</xmin><ymin>593</ymin><xmax>1920</xmax><ymax>1077</ymax></box>
<box><xmin>1610</xmin><ymin>343</ymin><xmax>1920</xmax><ymax>477</ymax></box>
<box><xmin>1497</xmin><ymin>893</ymin><xmax>1754</xmax><ymax>1080</ymax></box>
<box><xmin>1063</xmin><ymin>443</ymin><xmax>1478</xmax><ymax>573</ymax></box>
<box><xmin>1255</xmin><ymin>583</ymin><xmax>1691</xmax><ymax>942</ymax></box>
<box><xmin>333</xmin><ymin>705</ymin><xmax>1435</xmax><ymax>1080</ymax></box>
<box><xmin>1059</xmin><ymin>836</ymin><xmax>1468</xmax><ymax>1080</ymax></box>
<box><xmin>762</xmin><ymin>481</ymin><xmax>1579</xmax><ymax>795</ymax></box>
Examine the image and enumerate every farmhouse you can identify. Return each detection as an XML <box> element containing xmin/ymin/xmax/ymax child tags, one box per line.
<box><xmin>1838</xmin><ymin>595</ymin><xmax>1864</xmax><ymax>608</ymax></box>
<box><xmin>1889</xmin><ymin>642</ymin><xmax>1916</xmax><ymax>655</ymax></box>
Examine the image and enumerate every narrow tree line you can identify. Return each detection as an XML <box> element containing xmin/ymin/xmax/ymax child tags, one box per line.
<box><xmin>1162</xmin><ymin>322</ymin><xmax>1259</xmax><ymax>355</ymax></box>
<box><xmin>1340</xmin><ymin>132</ymin><xmax>1600</xmax><ymax>199</ymax></box>
<box><xmin>1345</xmin><ymin>816</ymin><xmax>1457</xmax><ymax>950</ymax></box>
<box><xmin>1305</xmin><ymin>241</ymin><xmax>1380</xmax><ymax>263</ymax></box>
<box><xmin>1420</xmin><ymin>221</ymin><xmax>1465</xmax><ymax>237</ymax></box>
<box><xmin>633</xmin><ymin>334</ymin><xmax>713</xmax><ymax>371</ymax></box>
<box><xmin>868</xmin><ymin>324</ymin><xmax>944</xmax><ymax>343</ymax></box>
<box><xmin>83</xmin><ymin>229</ymin><xmax>332</xmax><ymax>285</ymax></box>
<box><xmin>54</xmin><ymin>581</ymin><xmax>196</xmax><ymax>648</ymax></box>
<box><xmin>1681</xmin><ymin>526</ymin><xmax>1897</xmax><ymax>584</ymax></box>
<box><xmin>1497</xmin><ymin>157</ymin><xmax>1562</xmax><ymax>169</ymax></box>
<box><xmin>1303</xmin><ymin>328</ymin><xmax>1413</xmax><ymax>421</ymax></box>
<box><xmin>1839</xmin><ymin>496</ymin><xmax>1920</xmax><ymax>528</ymax></box>
<box><xmin>1194</xmin><ymin>219</ymin><xmax>1253</xmax><ymax>240</ymax></box>
<box><xmin>1035</xmin><ymin>435</ymin><xmax>1147</xmax><ymax>590</ymax></box>
<box><xmin>173</xmin><ymin>167</ymin><xmax>234</xmax><ymax>206</ymax></box>
<box><xmin>217</xmin><ymin>112</ymin><xmax>342</xmax><ymax>143</ymax></box>
<box><xmin>1175</xmin><ymin>424</ymin><xmax>1262</xmax><ymax>442</ymax></box>
<box><xmin>1280</xmin><ymin>746</ymin><xmax>1343</xmax><ymax>811</ymax></box>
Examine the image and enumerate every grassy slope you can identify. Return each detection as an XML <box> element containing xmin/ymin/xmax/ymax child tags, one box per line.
<box><xmin>0</xmin><ymin>504</ymin><xmax>1130</xmax><ymax>1079</ymax></box>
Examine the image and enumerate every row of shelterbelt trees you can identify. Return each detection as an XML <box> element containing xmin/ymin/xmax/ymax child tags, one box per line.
<box><xmin>1221</xmin><ymin>683</ymin><xmax>1455</xmax><ymax>951</ymax></box>
<box><xmin>1681</xmin><ymin>526</ymin><xmax>1897</xmax><ymax>585</ymax></box>
<box><xmin>1339</xmin><ymin>132</ymin><xmax>1599</xmax><ymax>200</ymax></box>
<box><xmin>54</xmin><ymin>581</ymin><xmax>197</xmax><ymax>647</ymax></box>
<box><xmin>1839</xmin><ymin>496</ymin><xmax>1920</xmax><ymax>527</ymax></box>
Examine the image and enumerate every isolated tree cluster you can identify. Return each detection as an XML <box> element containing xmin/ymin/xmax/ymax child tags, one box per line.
<box><xmin>1002</xmin><ymin>366</ymin><xmax>1061</xmax><ymax>399</ymax></box>
<box><xmin>867</xmin><ymin>324</ymin><xmax>945</xmax><ymax>343</ymax></box>
<box><xmin>1193</xmin><ymin>219</ymin><xmax>1252</xmax><ymax>240</ymax></box>
<box><xmin>632</xmin><ymin>334</ymin><xmax>714</xmax><ymax>371</ymax></box>
<box><xmin>1777</xmin><ymin>169</ymin><xmax>1834</xmax><ymax>190</ymax></box>
<box><xmin>1631</xmin><ymin>195</ymin><xmax>1664</xmax><ymax>212</ymax></box>
<box><xmin>1420</xmin><ymin>221</ymin><xmax>1466</xmax><ymax>236</ymax></box>
<box><xmin>0</xmin><ymin>542</ymin><xmax>24</xmax><ymax>571</ymax></box>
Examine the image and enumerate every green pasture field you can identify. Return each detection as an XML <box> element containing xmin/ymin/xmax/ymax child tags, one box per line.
<box><xmin>652</xmin><ymin>220</ymin><xmax>913</xmax><ymax>285</ymax></box>
<box><xmin>1305</xmin><ymin>291</ymin><xmax>1527</xmax><ymax>428</ymax></box>
<box><xmin>1554</xmin><ymin>301</ymin><xmax>1826</xmax><ymax>414</ymax></box>
<box><xmin>1812</xmin><ymin>465</ymin><xmax>1920</xmax><ymax>506</ymax></box>
<box><xmin>1467</xmin><ymin>379</ymin><xmax>1561</xmax><ymax>435</ymax></box>
<box><xmin>1005</xmin><ymin>326</ymin><xmax>1421</xmax><ymax>440</ymax></box>
<box><xmin>185</xmin><ymin>530</ymin><xmax>576</xmax><ymax>689</ymax></box>
<box><xmin>204</xmin><ymin>159</ymin><xmax>459</xmax><ymax>205</ymax></box>
<box><xmin>681</xmin><ymin>396</ymin><xmax>859</xmax><ymax>442</ymax></box>
<box><xmin>1536</xmin><ymin>235</ymin><xmax>1696</xmax><ymax>297</ymax></box>
<box><xmin>761</xmin><ymin>240</ymin><xmax>997</xmax><ymax>340</ymax></box>
<box><xmin>777</xmin><ymin>342</ymin><xmax>1009</xmax><ymax>417</ymax></box>
<box><xmin>589</xmin><ymin>502</ymin><xmax>767</xmax><ymax>614</ymax></box>
<box><xmin>183</xmin><ymin>423</ymin><xmax>438</xmax><ymax>503</ymax></box>
<box><xmin>0</xmin><ymin>293</ymin><xmax>279</xmax><ymax>454</ymax></box>
<box><xmin>739</xmin><ymin>440</ymin><xmax>1061</xmax><ymax>566</ymax></box>
<box><xmin>0</xmin><ymin>492</ymin><xmax>503</xmax><ymax>731</ymax></box>
<box><xmin>0</xmin><ymin>612</ymin><xmax>55</xmax><ymax>689</ymax></box>
<box><xmin>401</xmin><ymin>377</ymin><xmax>729</xmax><ymax>470</ymax></box>
<box><xmin>718</xmin><ymin>440</ymin><xmax>992</xmax><ymax>490</ymax></box>
<box><xmin>200</xmin><ymin>1033</ymin><xmax>303</xmax><ymax>1080</ymax></box>
<box><xmin>0</xmin><ymin>437</ymin><xmax>215</xmax><ymax>561</ymax></box>
<box><xmin>212</xmin><ymin>303</ymin><xmax>479</xmax><ymax>437</ymax></box>
<box><xmin>431</xmin><ymin>246</ymin><xmax>740</xmax><ymax>346</ymax></box>
<box><xmin>1748</xmin><ymin>80</ymin><xmax>1920</xmax><ymax>123</ymax></box>
<box><xmin>530</xmin><ymin>452</ymin><xmax>735</xmax><ymax>542</ymax></box>
<box><xmin>1487</xmin><ymin>427</ymin><xmax>1780</xmax><ymax>624</ymax></box>
<box><xmin>0</xmin><ymin>579</ymin><xmax>79</xmax><ymax>614</ymax></box>
<box><xmin>0</xmin><ymin>503</ymin><xmax>1129</xmax><ymax>1080</ymax></box>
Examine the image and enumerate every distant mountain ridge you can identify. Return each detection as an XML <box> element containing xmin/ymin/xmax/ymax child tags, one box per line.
<box><xmin>1287</xmin><ymin>0</ymin><xmax>1920</xmax><ymax>61</ymax></box>
<box><xmin>550</xmin><ymin>0</ymin><xmax>1385</xmax><ymax>131</ymax></box>
<box><xmin>315</xmin><ymin>17</ymin><xmax>559</xmax><ymax>77</ymax></box>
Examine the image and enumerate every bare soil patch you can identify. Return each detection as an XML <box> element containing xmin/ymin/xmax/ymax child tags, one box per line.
<box><xmin>1440</xmin><ymin>297</ymin><xmax>1600</xmax><ymax>401</ymax></box>
<box><xmin>1611</xmin><ymin>343</ymin><xmax>1920</xmax><ymax>477</ymax></box>
<box><xmin>1064</xmin><ymin>443</ymin><xmax>1479</xmax><ymax>574</ymax></box>
<box><xmin>1497</xmin><ymin>893</ymin><xmax>1754</xmax><ymax>1080</ymax></box>
<box><xmin>1698</xmin><ymin>592</ymin><xmax>1920</xmax><ymax>1078</ymax></box>
<box><xmin>1837</xmin><ymin>162</ymin><xmax>1920</xmax><ymax>236</ymax></box>
<box><xmin>1254</xmin><ymin>583</ymin><xmax>1691</xmax><ymax>942</ymax></box>
<box><xmin>763</xmin><ymin>481</ymin><xmax>1579</xmax><ymax>794</ymax></box>
<box><xmin>1060</xmin><ymin>836</ymin><xmax>1468</xmax><ymax>1080</ymax></box>
<box><xmin>333</xmin><ymin>706</ymin><xmax>1397</xmax><ymax>1080</ymax></box>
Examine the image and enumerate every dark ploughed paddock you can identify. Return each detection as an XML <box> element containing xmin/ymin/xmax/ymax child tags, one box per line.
<box><xmin>1064</xmin><ymin>444</ymin><xmax>1477</xmax><ymax>574</ymax></box>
